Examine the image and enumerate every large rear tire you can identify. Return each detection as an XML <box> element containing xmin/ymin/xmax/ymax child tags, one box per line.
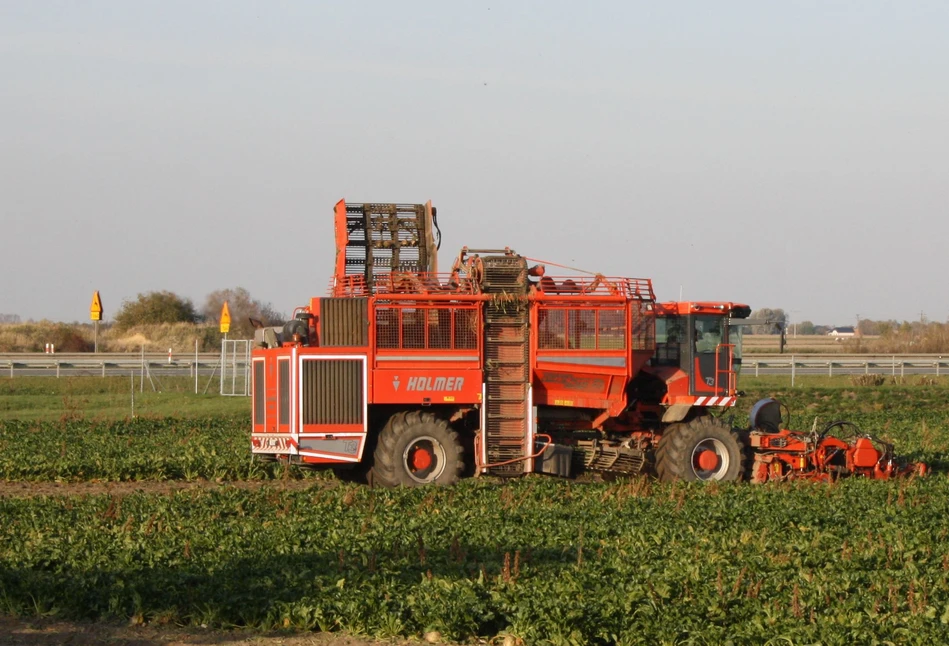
<box><xmin>656</xmin><ymin>416</ymin><xmax>746</xmax><ymax>482</ymax></box>
<box><xmin>372</xmin><ymin>411</ymin><xmax>464</xmax><ymax>487</ymax></box>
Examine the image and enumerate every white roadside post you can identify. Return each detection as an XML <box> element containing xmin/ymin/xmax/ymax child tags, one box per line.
<box><xmin>219</xmin><ymin>301</ymin><xmax>231</xmax><ymax>396</ymax></box>
<box><xmin>90</xmin><ymin>291</ymin><xmax>103</xmax><ymax>353</ymax></box>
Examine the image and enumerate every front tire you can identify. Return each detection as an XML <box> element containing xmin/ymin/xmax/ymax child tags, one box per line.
<box><xmin>654</xmin><ymin>423</ymin><xmax>682</xmax><ymax>481</ymax></box>
<box><xmin>656</xmin><ymin>416</ymin><xmax>746</xmax><ymax>482</ymax></box>
<box><xmin>372</xmin><ymin>411</ymin><xmax>464</xmax><ymax>487</ymax></box>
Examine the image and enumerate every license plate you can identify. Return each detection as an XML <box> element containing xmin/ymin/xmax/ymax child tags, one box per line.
<box><xmin>251</xmin><ymin>434</ymin><xmax>295</xmax><ymax>454</ymax></box>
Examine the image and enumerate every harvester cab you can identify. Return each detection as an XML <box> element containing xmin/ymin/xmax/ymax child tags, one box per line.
<box><xmin>648</xmin><ymin>302</ymin><xmax>751</xmax><ymax>411</ymax></box>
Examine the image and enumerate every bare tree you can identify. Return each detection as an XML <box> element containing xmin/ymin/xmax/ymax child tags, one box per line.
<box><xmin>748</xmin><ymin>308</ymin><xmax>787</xmax><ymax>335</ymax></box>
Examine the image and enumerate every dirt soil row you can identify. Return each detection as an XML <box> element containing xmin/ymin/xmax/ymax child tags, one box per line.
<box><xmin>0</xmin><ymin>479</ymin><xmax>333</xmax><ymax>498</ymax></box>
<box><xmin>0</xmin><ymin>616</ymin><xmax>440</xmax><ymax>646</ymax></box>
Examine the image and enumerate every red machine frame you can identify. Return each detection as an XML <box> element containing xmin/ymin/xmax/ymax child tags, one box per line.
<box><xmin>250</xmin><ymin>199</ymin><xmax>923</xmax><ymax>485</ymax></box>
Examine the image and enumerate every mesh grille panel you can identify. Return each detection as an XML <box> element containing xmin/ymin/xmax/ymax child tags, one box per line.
<box><xmin>278</xmin><ymin>360</ymin><xmax>290</xmax><ymax>426</ymax></box>
<box><xmin>539</xmin><ymin>310</ymin><xmax>565</xmax><ymax>349</ymax></box>
<box><xmin>454</xmin><ymin>310</ymin><xmax>479</xmax><ymax>349</ymax></box>
<box><xmin>427</xmin><ymin>310</ymin><xmax>452</xmax><ymax>349</ymax></box>
<box><xmin>375</xmin><ymin>305</ymin><xmax>480</xmax><ymax>351</ymax></box>
<box><xmin>538</xmin><ymin>307</ymin><xmax>627</xmax><ymax>350</ymax></box>
<box><xmin>631</xmin><ymin>302</ymin><xmax>654</xmax><ymax>351</ymax></box>
<box><xmin>302</xmin><ymin>359</ymin><xmax>364</xmax><ymax>425</ymax></box>
<box><xmin>402</xmin><ymin>310</ymin><xmax>425</xmax><ymax>349</ymax></box>
<box><xmin>597</xmin><ymin>309</ymin><xmax>626</xmax><ymax>349</ymax></box>
<box><xmin>320</xmin><ymin>298</ymin><xmax>369</xmax><ymax>347</ymax></box>
<box><xmin>253</xmin><ymin>362</ymin><xmax>264</xmax><ymax>425</ymax></box>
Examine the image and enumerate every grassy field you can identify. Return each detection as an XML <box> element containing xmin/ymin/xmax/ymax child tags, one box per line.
<box><xmin>0</xmin><ymin>377</ymin><xmax>247</xmax><ymax>421</ymax></box>
<box><xmin>2</xmin><ymin>377</ymin><xmax>949</xmax><ymax>643</ymax></box>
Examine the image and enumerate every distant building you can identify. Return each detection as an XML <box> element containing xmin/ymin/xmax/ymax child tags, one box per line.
<box><xmin>827</xmin><ymin>326</ymin><xmax>857</xmax><ymax>338</ymax></box>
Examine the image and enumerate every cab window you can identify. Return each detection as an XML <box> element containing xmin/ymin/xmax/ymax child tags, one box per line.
<box><xmin>653</xmin><ymin>316</ymin><xmax>682</xmax><ymax>366</ymax></box>
<box><xmin>694</xmin><ymin>316</ymin><xmax>722</xmax><ymax>353</ymax></box>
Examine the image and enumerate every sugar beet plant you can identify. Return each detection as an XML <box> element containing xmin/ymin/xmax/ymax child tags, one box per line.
<box><xmin>2</xmin><ymin>383</ymin><xmax>948</xmax><ymax>483</ymax></box>
<box><xmin>3</xmin><ymin>478</ymin><xmax>949</xmax><ymax>644</ymax></box>
<box><xmin>0</xmin><ymin>416</ymin><xmax>308</xmax><ymax>481</ymax></box>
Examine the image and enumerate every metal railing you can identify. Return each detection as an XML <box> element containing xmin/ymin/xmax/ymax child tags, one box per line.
<box><xmin>3</xmin><ymin>351</ymin><xmax>947</xmax><ymax>383</ymax></box>
<box><xmin>0</xmin><ymin>352</ymin><xmax>220</xmax><ymax>375</ymax></box>
<box><xmin>742</xmin><ymin>353</ymin><xmax>949</xmax><ymax>383</ymax></box>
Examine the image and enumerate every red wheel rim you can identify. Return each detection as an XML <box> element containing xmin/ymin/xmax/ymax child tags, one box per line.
<box><xmin>696</xmin><ymin>449</ymin><xmax>720</xmax><ymax>473</ymax></box>
<box><xmin>411</xmin><ymin>446</ymin><xmax>434</xmax><ymax>471</ymax></box>
<box><xmin>690</xmin><ymin>438</ymin><xmax>731</xmax><ymax>480</ymax></box>
<box><xmin>402</xmin><ymin>436</ymin><xmax>447</xmax><ymax>484</ymax></box>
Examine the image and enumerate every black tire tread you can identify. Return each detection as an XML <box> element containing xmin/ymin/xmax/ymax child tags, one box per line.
<box><xmin>656</xmin><ymin>416</ymin><xmax>746</xmax><ymax>482</ymax></box>
<box><xmin>654</xmin><ymin>423</ymin><xmax>681</xmax><ymax>481</ymax></box>
<box><xmin>372</xmin><ymin>411</ymin><xmax>464</xmax><ymax>488</ymax></box>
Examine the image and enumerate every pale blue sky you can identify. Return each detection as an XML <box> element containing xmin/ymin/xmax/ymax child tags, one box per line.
<box><xmin>1</xmin><ymin>1</ymin><xmax>947</xmax><ymax>327</ymax></box>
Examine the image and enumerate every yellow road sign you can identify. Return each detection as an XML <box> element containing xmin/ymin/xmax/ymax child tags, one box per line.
<box><xmin>220</xmin><ymin>301</ymin><xmax>231</xmax><ymax>334</ymax></box>
<box><xmin>90</xmin><ymin>291</ymin><xmax>103</xmax><ymax>321</ymax></box>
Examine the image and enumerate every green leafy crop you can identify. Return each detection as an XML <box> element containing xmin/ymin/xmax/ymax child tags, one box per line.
<box><xmin>0</xmin><ymin>415</ymin><xmax>309</xmax><ymax>482</ymax></box>
<box><xmin>2</xmin><ymin>382</ymin><xmax>949</xmax><ymax>643</ymax></box>
<box><xmin>3</xmin><ymin>478</ymin><xmax>949</xmax><ymax>643</ymax></box>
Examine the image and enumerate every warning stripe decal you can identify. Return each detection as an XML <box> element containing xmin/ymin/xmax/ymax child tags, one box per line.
<box><xmin>694</xmin><ymin>396</ymin><xmax>736</xmax><ymax>407</ymax></box>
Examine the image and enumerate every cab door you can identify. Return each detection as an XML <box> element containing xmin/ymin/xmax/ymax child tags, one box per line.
<box><xmin>690</xmin><ymin>315</ymin><xmax>732</xmax><ymax>397</ymax></box>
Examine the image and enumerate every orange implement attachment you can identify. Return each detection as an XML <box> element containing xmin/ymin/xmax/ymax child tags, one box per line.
<box><xmin>748</xmin><ymin>428</ymin><xmax>925</xmax><ymax>483</ymax></box>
